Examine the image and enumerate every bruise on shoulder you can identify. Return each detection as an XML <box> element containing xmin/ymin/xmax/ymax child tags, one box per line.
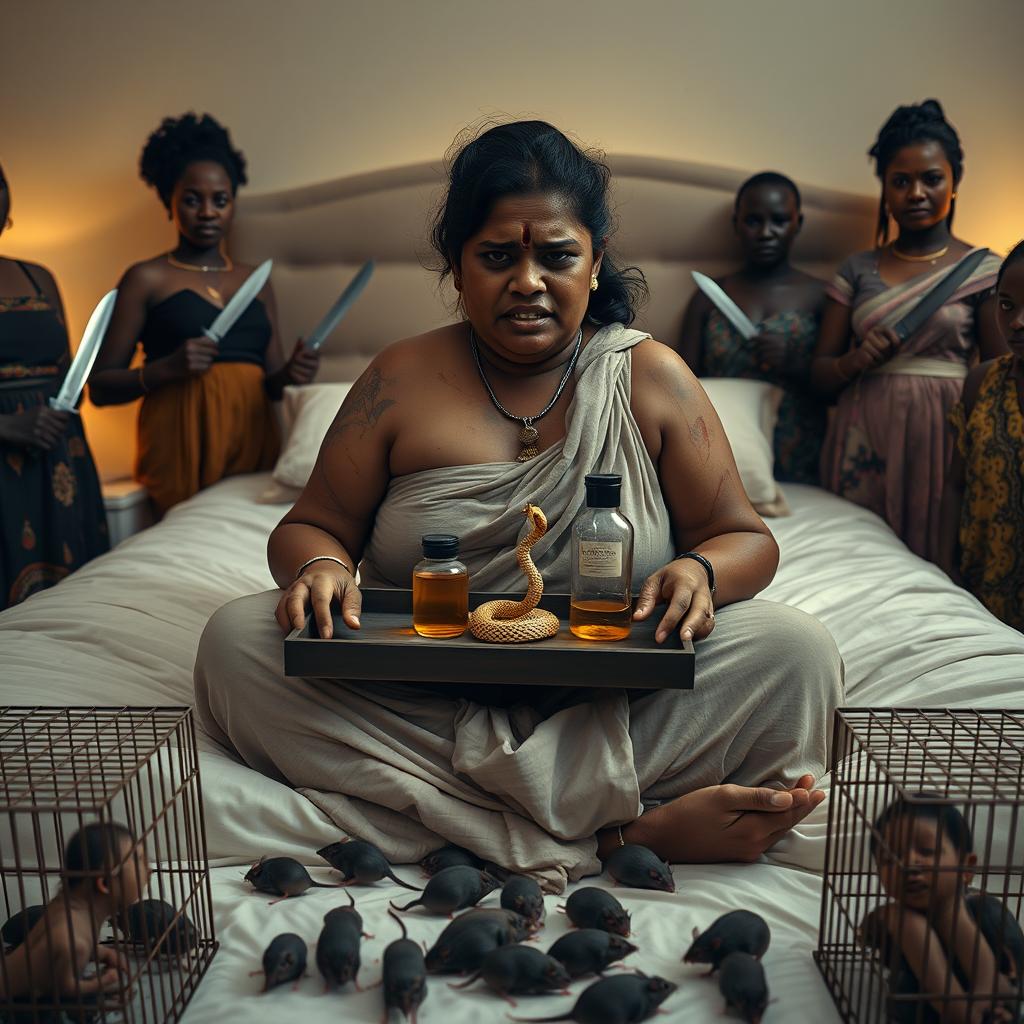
<box><xmin>322</xmin><ymin>366</ymin><xmax>397</xmax><ymax>447</ymax></box>
<box><xmin>688</xmin><ymin>415</ymin><xmax>710</xmax><ymax>465</ymax></box>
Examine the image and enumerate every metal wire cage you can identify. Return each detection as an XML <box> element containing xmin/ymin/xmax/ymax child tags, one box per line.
<box><xmin>0</xmin><ymin>707</ymin><xmax>217</xmax><ymax>1022</ymax></box>
<box><xmin>816</xmin><ymin>708</ymin><xmax>1024</xmax><ymax>1024</ymax></box>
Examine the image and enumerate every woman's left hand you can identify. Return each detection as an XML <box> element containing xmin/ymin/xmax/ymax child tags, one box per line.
<box><xmin>633</xmin><ymin>558</ymin><xmax>714</xmax><ymax>644</ymax></box>
<box><xmin>285</xmin><ymin>338</ymin><xmax>320</xmax><ymax>385</ymax></box>
<box><xmin>753</xmin><ymin>331</ymin><xmax>788</xmax><ymax>373</ymax></box>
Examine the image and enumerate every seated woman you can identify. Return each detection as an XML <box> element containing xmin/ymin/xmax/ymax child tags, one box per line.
<box><xmin>678</xmin><ymin>172</ymin><xmax>827</xmax><ymax>484</ymax></box>
<box><xmin>194</xmin><ymin>121</ymin><xmax>844</xmax><ymax>889</ymax></box>
<box><xmin>89</xmin><ymin>112</ymin><xmax>319</xmax><ymax>514</ymax></box>
<box><xmin>0</xmin><ymin>161</ymin><xmax>109</xmax><ymax>607</ymax></box>
<box><xmin>810</xmin><ymin>100</ymin><xmax>1005</xmax><ymax>561</ymax></box>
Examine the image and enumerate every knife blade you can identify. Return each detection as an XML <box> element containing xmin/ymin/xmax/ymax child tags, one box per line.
<box><xmin>691</xmin><ymin>271</ymin><xmax>758</xmax><ymax>341</ymax></box>
<box><xmin>49</xmin><ymin>289</ymin><xmax>118</xmax><ymax>413</ymax></box>
<box><xmin>306</xmin><ymin>260</ymin><xmax>375</xmax><ymax>352</ymax></box>
<box><xmin>892</xmin><ymin>248</ymin><xmax>989</xmax><ymax>344</ymax></box>
<box><xmin>202</xmin><ymin>259</ymin><xmax>273</xmax><ymax>344</ymax></box>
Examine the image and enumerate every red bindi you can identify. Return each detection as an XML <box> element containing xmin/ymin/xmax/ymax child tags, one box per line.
<box><xmin>520</xmin><ymin>223</ymin><xmax>531</xmax><ymax>247</ymax></box>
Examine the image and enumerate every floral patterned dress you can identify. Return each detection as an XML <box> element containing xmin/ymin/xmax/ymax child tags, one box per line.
<box><xmin>821</xmin><ymin>248</ymin><xmax>1001</xmax><ymax>560</ymax></box>
<box><xmin>949</xmin><ymin>355</ymin><xmax>1024</xmax><ymax>631</ymax></box>
<box><xmin>702</xmin><ymin>308</ymin><xmax>825</xmax><ymax>484</ymax></box>
<box><xmin>0</xmin><ymin>262</ymin><xmax>108</xmax><ymax>607</ymax></box>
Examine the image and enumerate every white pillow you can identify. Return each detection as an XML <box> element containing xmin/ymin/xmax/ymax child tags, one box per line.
<box><xmin>698</xmin><ymin>378</ymin><xmax>789</xmax><ymax>517</ymax></box>
<box><xmin>264</xmin><ymin>382</ymin><xmax>354</xmax><ymax>499</ymax></box>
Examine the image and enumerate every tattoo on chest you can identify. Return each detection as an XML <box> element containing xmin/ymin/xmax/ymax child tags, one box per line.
<box><xmin>324</xmin><ymin>367</ymin><xmax>396</xmax><ymax>445</ymax></box>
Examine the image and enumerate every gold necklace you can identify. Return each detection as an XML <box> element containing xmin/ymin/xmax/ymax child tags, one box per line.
<box><xmin>166</xmin><ymin>252</ymin><xmax>234</xmax><ymax>305</ymax></box>
<box><xmin>890</xmin><ymin>243</ymin><xmax>949</xmax><ymax>264</ymax></box>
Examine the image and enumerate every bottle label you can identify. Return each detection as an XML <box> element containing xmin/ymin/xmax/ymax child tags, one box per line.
<box><xmin>579</xmin><ymin>540</ymin><xmax>622</xmax><ymax>578</ymax></box>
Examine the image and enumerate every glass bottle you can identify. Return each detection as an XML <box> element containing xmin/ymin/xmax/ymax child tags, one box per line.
<box><xmin>412</xmin><ymin>534</ymin><xmax>469</xmax><ymax>638</ymax></box>
<box><xmin>570</xmin><ymin>473</ymin><xmax>634</xmax><ymax>641</ymax></box>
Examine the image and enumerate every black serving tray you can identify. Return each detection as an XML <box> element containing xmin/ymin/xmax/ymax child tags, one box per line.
<box><xmin>284</xmin><ymin>589</ymin><xmax>694</xmax><ymax>689</ymax></box>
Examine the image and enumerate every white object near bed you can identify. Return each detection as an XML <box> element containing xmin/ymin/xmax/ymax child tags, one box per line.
<box><xmin>2</xmin><ymin>155</ymin><xmax>1022</xmax><ymax>1024</ymax></box>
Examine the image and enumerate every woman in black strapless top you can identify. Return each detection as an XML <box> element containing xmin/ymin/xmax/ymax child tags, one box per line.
<box><xmin>90</xmin><ymin>113</ymin><xmax>318</xmax><ymax>513</ymax></box>
<box><xmin>0</xmin><ymin>163</ymin><xmax>109</xmax><ymax>607</ymax></box>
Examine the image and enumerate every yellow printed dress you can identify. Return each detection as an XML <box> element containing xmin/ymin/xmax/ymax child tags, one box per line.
<box><xmin>949</xmin><ymin>355</ymin><xmax>1024</xmax><ymax>631</ymax></box>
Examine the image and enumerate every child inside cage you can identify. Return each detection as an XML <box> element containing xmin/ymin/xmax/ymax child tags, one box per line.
<box><xmin>0</xmin><ymin>821</ymin><xmax>150</xmax><ymax>1008</ymax></box>
<box><xmin>859</xmin><ymin>795</ymin><xmax>1024</xmax><ymax>1024</ymax></box>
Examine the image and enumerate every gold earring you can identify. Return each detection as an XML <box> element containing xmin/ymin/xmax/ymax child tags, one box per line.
<box><xmin>590</xmin><ymin>276</ymin><xmax>599</xmax><ymax>292</ymax></box>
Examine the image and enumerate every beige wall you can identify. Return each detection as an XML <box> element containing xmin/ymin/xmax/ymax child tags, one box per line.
<box><xmin>4</xmin><ymin>0</ymin><xmax>1023</xmax><ymax>480</ymax></box>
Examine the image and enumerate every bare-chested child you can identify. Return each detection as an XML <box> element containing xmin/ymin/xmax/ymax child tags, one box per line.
<box><xmin>0</xmin><ymin>822</ymin><xmax>150</xmax><ymax>1011</ymax></box>
<box><xmin>860</xmin><ymin>796</ymin><xmax>1023</xmax><ymax>1024</ymax></box>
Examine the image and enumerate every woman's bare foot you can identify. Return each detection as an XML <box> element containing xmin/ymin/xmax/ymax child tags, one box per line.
<box><xmin>600</xmin><ymin>774</ymin><xmax>825</xmax><ymax>863</ymax></box>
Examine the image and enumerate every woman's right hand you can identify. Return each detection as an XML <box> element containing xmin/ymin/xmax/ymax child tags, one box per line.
<box><xmin>0</xmin><ymin>405</ymin><xmax>71</xmax><ymax>450</ymax></box>
<box><xmin>844</xmin><ymin>326</ymin><xmax>901</xmax><ymax>376</ymax></box>
<box><xmin>168</xmin><ymin>336</ymin><xmax>219</xmax><ymax>379</ymax></box>
<box><xmin>275</xmin><ymin>564</ymin><xmax>362</xmax><ymax>639</ymax></box>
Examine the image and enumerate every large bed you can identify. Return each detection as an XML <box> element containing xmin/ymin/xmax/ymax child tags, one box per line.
<box><xmin>2</xmin><ymin>155</ymin><xmax>1022</xmax><ymax>1023</ymax></box>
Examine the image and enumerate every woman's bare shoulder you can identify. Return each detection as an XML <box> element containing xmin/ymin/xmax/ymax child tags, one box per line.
<box><xmin>631</xmin><ymin>337</ymin><xmax>699</xmax><ymax>392</ymax></box>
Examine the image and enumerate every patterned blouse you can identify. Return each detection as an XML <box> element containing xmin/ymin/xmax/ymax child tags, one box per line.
<box><xmin>949</xmin><ymin>355</ymin><xmax>1024</xmax><ymax>631</ymax></box>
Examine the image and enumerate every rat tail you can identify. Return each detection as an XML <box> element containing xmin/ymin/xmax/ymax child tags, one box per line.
<box><xmin>390</xmin><ymin>899</ymin><xmax>420</xmax><ymax>914</ymax></box>
<box><xmin>387</xmin><ymin>907</ymin><xmax>408</xmax><ymax>939</ymax></box>
<box><xmin>506</xmin><ymin>1013</ymin><xmax>571</xmax><ymax>1023</ymax></box>
<box><xmin>385</xmin><ymin>869</ymin><xmax>423</xmax><ymax>892</ymax></box>
<box><xmin>447</xmin><ymin>971</ymin><xmax>481</xmax><ymax>991</ymax></box>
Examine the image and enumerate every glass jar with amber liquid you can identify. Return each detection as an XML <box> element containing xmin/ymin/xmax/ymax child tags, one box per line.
<box><xmin>412</xmin><ymin>534</ymin><xmax>469</xmax><ymax>638</ymax></box>
<box><xmin>570</xmin><ymin>474</ymin><xmax>634</xmax><ymax>641</ymax></box>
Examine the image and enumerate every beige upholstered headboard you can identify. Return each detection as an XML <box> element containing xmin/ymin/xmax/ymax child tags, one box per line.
<box><xmin>232</xmin><ymin>156</ymin><xmax>876</xmax><ymax>383</ymax></box>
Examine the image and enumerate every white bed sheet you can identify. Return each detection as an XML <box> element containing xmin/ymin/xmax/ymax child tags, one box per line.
<box><xmin>1</xmin><ymin>473</ymin><xmax>1022</xmax><ymax>1023</ymax></box>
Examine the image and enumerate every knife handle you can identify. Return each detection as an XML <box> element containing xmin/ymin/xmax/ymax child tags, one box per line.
<box><xmin>201</xmin><ymin>327</ymin><xmax>221</xmax><ymax>345</ymax></box>
<box><xmin>47</xmin><ymin>397</ymin><xmax>79</xmax><ymax>415</ymax></box>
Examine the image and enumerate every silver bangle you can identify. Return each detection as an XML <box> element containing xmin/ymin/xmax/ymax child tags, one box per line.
<box><xmin>293</xmin><ymin>555</ymin><xmax>355</xmax><ymax>581</ymax></box>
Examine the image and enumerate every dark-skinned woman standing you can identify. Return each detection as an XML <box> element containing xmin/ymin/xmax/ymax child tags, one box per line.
<box><xmin>811</xmin><ymin>100</ymin><xmax>1005</xmax><ymax>560</ymax></box>
<box><xmin>678</xmin><ymin>172</ymin><xmax>826</xmax><ymax>483</ymax></box>
<box><xmin>89</xmin><ymin>113</ymin><xmax>319</xmax><ymax>514</ymax></box>
<box><xmin>193</xmin><ymin>122</ymin><xmax>843</xmax><ymax>889</ymax></box>
<box><xmin>0</xmin><ymin>161</ymin><xmax>108</xmax><ymax>608</ymax></box>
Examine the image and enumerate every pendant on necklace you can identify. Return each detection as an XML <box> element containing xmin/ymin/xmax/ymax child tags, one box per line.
<box><xmin>517</xmin><ymin>423</ymin><xmax>540</xmax><ymax>462</ymax></box>
<box><xmin>206</xmin><ymin>286</ymin><xmax>224</xmax><ymax>306</ymax></box>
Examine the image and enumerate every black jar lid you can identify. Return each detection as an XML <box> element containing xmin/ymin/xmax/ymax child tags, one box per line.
<box><xmin>584</xmin><ymin>473</ymin><xmax>622</xmax><ymax>508</ymax></box>
<box><xmin>421</xmin><ymin>534</ymin><xmax>460</xmax><ymax>558</ymax></box>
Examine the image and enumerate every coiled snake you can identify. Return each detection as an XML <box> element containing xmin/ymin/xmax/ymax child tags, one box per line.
<box><xmin>468</xmin><ymin>504</ymin><xmax>560</xmax><ymax>643</ymax></box>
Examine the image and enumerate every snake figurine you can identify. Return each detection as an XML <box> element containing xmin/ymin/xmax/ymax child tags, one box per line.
<box><xmin>469</xmin><ymin>504</ymin><xmax>560</xmax><ymax>643</ymax></box>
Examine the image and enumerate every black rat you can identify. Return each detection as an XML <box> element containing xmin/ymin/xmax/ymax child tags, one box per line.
<box><xmin>391</xmin><ymin>865</ymin><xmax>499</xmax><ymax>916</ymax></box>
<box><xmin>316</xmin><ymin>891</ymin><xmax>372</xmax><ymax>991</ymax></box>
<box><xmin>425</xmin><ymin>908</ymin><xmax>532</xmax><ymax>974</ymax></box>
<box><xmin>448</xmin><ymin>943</ymin><xmax>571</xmax><ymax>1004</ymax></box>
<box><xmin>547</xmin><ymin>929</ymin><xmax>637</xmax><ymax>979</ymax></box>
<box><xmin>317</xmin><ymin>838</ymin><xmax>421</xmax><ymax>890</ymax></box>
<box><xmin>244</xmin><ymin>856</ymin><xmax>341</xmax><ymax>903</ymax></box>
<box><xmin>718</xmin><ymin>952</ymin><xmax>770</xmax><ymax>1024</ymax></box>
<box><xmin>508</xmin><ymin>972</ymin><xmax>677</xmax><ymax>1024</ymax></box>
<box><xmin>420</xmin><ymin>845</ymin><xmax>485</xmax><ymax>876</ymax></box>
<box><xmin>253</xmin><ymin>932</ymin><xmax>307</xmax><ymax>992</ymax></box>
<box><xmin>382</xmin><ymin>907</ymin><xmax>428</xmax><ymax>1022</ymax></box>
<box><xmin>603</xmin><ymin>844</ymin><xmax>675</xmax><ymax>893</ymax></box>
<box><xmin>683</xmin><ymin>910</ymin><xmax>771</xmax><ymax>974</ymax></box>
<box><xmin>559</xmin><ymin>888</ymin><xmax>631</xmax><ymax>936</ymax></box>
<box><xmin>501</xmin><ymin>876</ymin><xmax>546</xmax><ymax>927</ymax></box>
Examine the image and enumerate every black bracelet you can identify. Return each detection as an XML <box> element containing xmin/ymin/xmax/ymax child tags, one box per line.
<box><xmin>673</xmin><ymin>551</ymin><xmax>715</xmax><ymax>596</ymax></box>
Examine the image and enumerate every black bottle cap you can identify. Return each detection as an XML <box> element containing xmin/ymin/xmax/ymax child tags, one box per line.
<box><xmin>584</xmin><ymin>473</ymin><xmax>622</xmax><ymax>508</ymax></box>
<box><xmin>421</xmin><ymin>534</ymin><xmax>460</xmax><ymax>558</ymax></box>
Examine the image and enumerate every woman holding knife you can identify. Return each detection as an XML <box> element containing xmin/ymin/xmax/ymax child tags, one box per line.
<box><xmin>90</xmin><ymin>112</ymin><xmax>318</xmax><ymax>514</ymax></box>
<box><xmin>0</xmin><ymin>161</ymin><xmax>108</xmax><ymax>607</ymax></box>
<box><xmin>810</xmin><ymin>100</ymin><xmax>1005</xmax><ymax>560</ymax></box>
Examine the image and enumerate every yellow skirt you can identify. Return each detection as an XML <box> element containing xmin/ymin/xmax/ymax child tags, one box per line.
<box><xmin>135</xmin><ymin>362</ymin><xmax>280</xmax><ymax>514</ymax></box>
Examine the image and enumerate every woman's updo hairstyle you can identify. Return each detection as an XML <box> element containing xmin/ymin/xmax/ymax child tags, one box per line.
<box><xmin>139</xmin><ymin>112</ymin><xmax>248</xmax><ymax>212</ymax></box>
<box><xmin>431</xmin><ymin>120</ymin><xmax>647</xmax><ymax>326</ymax></box>
<box><xmin>868</xmin><ymin>99</ymin><xmax>963</xmax><ymax>246</ymax></box>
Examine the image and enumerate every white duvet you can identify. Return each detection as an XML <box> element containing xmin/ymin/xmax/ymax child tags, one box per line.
<box><xmin>1</xmin><ymin>474</ymin><xmax>1022</xmax><ymax>1023</ymax></box>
